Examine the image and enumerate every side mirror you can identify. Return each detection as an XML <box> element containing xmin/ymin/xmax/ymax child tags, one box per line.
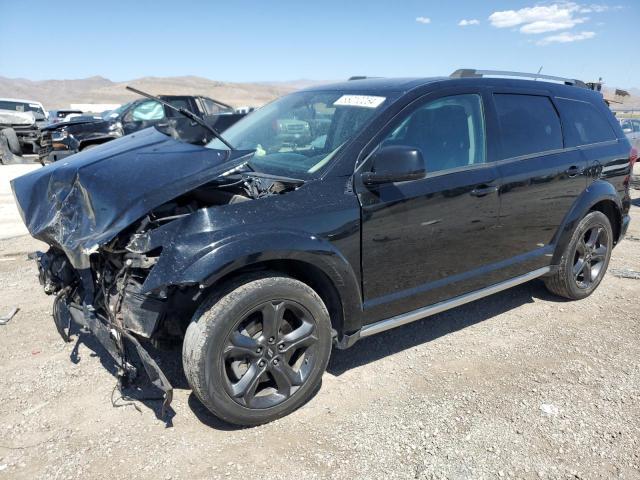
<box><xmin>362</xmin><ymin>145</ymin><xmax>426</xmax><ymax>185</ymax></box>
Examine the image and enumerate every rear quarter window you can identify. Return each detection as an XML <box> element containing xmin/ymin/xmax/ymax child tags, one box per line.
<box><xmin>494</xmin><ymin>94</ymin><xmax>563</xmax><ymax>159</ymax></box>
<box><xmin>555</xmin><ymin>98</ymin><xmax>617</xmax><ymax>147</ymax></box>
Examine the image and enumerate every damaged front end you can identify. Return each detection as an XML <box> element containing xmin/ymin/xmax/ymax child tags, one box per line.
<box><xmin>11</xmin><ymin>127</ymin><xmax>300</xmax><ymax>414</ymax></box>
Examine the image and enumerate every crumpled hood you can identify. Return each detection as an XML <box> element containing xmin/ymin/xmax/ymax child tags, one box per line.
<box><xmin>11</xmin><ymin>127</ymin><xmax>251</xmax><ymax>268</ymax></box>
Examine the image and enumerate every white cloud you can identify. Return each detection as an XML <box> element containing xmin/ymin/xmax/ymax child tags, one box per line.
<box><xmin>416</xmin><ymin>16</ymin><xmax>431</xmax><ymax>24</ymax></box>
<box><xmin>578</xmin><ymin>4</ymin><xmax>621</xmax><ymax>13</ymax></box>
<box><xmin>537</xmin><ymin>30</ymin><xmax>596</xmax><ymax>45</ymax></box>
<box><xmin>458</xmin><ymin>19</ymin><xmax>480</xmax><ymax>26</ymax></box>
<box><xmin>489</xmin><ymin>3</ymin><xmax>588</xmax><ymax>34</ymax></box>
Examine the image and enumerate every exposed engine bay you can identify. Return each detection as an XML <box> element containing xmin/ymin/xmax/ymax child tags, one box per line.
<box><xmin>33</xmin><ymin>169</ymin><xmax>302</xmax><ymax>413</ymax></box>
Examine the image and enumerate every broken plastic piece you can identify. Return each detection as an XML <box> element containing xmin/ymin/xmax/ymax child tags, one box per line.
<box><xmin>0</xmin><ymin>307</ymin><xmax>19</xmax><ymax>325</ymax></box>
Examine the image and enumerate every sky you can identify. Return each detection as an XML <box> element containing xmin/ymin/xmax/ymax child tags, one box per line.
<box><xmin>1</xmin><ymin>0</ymin><xmax>638</xmax><ymax>88</ymax></box>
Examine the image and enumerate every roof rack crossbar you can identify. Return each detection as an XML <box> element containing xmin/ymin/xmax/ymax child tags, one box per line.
<box><xmin>450</xmin><ymin>69</ymin><xmax>587</xmax><ymax>88</ymax></box>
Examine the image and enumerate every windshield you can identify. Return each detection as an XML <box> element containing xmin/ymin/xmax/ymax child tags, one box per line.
<box><xmin>102</xmin><ymin>102</ymin><xmax>132</xmax><ymax>120</ymax></box>
<box><xmin>206</xmin><ymin>91</ymin><xmax>391</xmax><ymax>178</ymax></box>
<box><xmin>0</xmin><ymin>100</ymin><xmax>46</xmax><ymax>120</ymax></box>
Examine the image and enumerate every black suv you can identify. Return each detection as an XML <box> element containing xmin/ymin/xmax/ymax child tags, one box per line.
<box><xmin>41</xmin><ymin>95</ymin><xmax>245</xmax><ymax>161</ymax></box>
<box><xmin>12</xmin><ymin>69</ymin><xmax>634</xmax><ymax>426</ymax></box>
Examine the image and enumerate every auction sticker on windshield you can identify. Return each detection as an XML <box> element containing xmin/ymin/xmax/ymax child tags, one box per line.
<box><xmin>334</xmin><ymin>95</ymin><xmax>386</xmax><ymax>108</ymax></box>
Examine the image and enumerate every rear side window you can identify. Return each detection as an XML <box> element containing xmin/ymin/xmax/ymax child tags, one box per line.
<box><xmin>494</xmin><ymin>94</ymin><xmax>563</xmax><ymax>159</ymax></box>
<box><xmin>556</xmin><ymin>98</ymin><xmax>617</xmax><ymax>146</ymax></box>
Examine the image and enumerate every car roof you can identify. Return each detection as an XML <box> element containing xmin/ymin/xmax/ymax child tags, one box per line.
<box><xmin>300</xmin><ymin>76</ymin><xmax>603</xmax><ymax>101</ymax></box>
<box><xmin>0</xmin><ymin>97</ymin><xmax>44</xmax><ymax>105</ymax></box>
<box><xmin>301</xmin><ymin>77</ymin><xmax>445</xmax><ymax>94</ymax></box>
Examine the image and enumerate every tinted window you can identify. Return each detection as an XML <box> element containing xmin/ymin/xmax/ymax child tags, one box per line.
<box><xmin>380</xmin><ymin>94</ymin><xmax>486</xmax><ymax>173</ymax></box>
<box><xmin>633</xmin><ymin>120</ymin><xmax>640</xmax><ymax>133</ymax></box>
<box><xmin>494</xmin><ymin>94</ymin><xmax>563</xmax><ymax>159</ymax></box>
<box><xmin>556</xmin><ymin>98</ymin><xmax>617</xmax><ymax>146</ymax></box>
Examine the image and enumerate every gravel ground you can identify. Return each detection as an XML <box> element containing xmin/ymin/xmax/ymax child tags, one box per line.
<box><xmin>0</xmin><ymin>164</ymin><xmax>40</xmax><ymax>240</ymax></box>
<box><xmin>0</xmin><ymin>192</ymin><xmax>638</xmax><ymax>480</ymax></box>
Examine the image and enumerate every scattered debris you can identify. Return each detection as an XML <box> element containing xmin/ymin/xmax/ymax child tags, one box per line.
<box><xmin>540</xmin><ymin>404</ymin><xmax>559</xmax><ymax>416</ymax></box>
<box><xmin>0</xmin><ymin>307</ymin><xmax>18</xmax><ymax>325</ymax></box>
<box><xmin>610</xmin><ymin>268</ymin><xmax>640</xmax><ymax>280</ymax></box>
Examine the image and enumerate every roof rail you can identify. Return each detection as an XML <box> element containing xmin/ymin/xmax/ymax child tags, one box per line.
<box><xmin>348</xmin><ymin>76</ymin><xmax>369</xmax><ymax>81</ymax></box>
<box><xmin>450</xmin><ymin>69</ymin><xmax>587</xmax><ymax>88</ymax></box>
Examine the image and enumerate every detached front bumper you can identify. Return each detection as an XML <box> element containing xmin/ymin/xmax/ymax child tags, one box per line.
<box><xmin>56</xmin><ymin>297</ymin><xmax>173</xmax><ymax>413</ymax></box>
<box><xmin>37</xmin><ymin>249</ymin><xmax>173</xmax><ymax>414</ymax></box>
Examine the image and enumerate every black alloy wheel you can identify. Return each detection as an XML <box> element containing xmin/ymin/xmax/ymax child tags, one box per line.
<box><xmin>572</xmin><ymin>225</ymin><xmax>609</xmax><ymax>290</ymax></box>
<box><xmin>182</xmin><ymin>273</ymin><xmax>332</xmax><ymax>426</ymax></box>
<box><xmin>222</xmin><ymin>300</ymin><xmax>320</xmax><ymax>409</ymax></box>
<box><xmin>544</xmin><ymin>210</ymin><xmax>613</xmax><ymax>300</ymax></box>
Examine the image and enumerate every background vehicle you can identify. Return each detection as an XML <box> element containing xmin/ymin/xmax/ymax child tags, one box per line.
<box><xmin>41</xmin><ymin>94</ymin><xmax>247</xmax><ymax>161</ymax></box>
<box><xmin>0</xmin><ymin>109</ymin><xmax>46</xmax><ymax>164</ymax></box>
<box><xmin>48</xmin><ymin>109</ymin><xmax>84</xmax><ymax>124</ymax></box>
<box><xmin>0</xmin><ymin>98</ymin><xmax>48</xmax><ymax>127</ymax></box>
<box><xmin>13</xmin><ymin>70</ymin><xmax>633</xmax><ymax>426</ymax></box>
<box><xmin>620</xmin><ymin>118</ymin><xmax>640</xmax><ymax>187</ymax></box>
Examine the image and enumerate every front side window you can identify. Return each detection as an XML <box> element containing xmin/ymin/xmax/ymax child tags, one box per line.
<box><xmin>379</xmin><ymin>94</ymin><xmax>486</xmax><ymax>173</ymax></box>
<box><xmin>494</xmin><ymin>94</ymin><xmax>563</xmax><ymax>159</ymax></box>
<box><xmin>207</xmin><ymin>91</ymin><xmax>393</xmax><ymax>178</ymax></box>
<box><xmin>556</xmin><ymin>98</ymin><xmax>616</xmax><ymax>146</ymax></box>
<box><xmin>130</xmin><ymin>100</ymin><xmax>165</xmax><ymax>121</ymax></box>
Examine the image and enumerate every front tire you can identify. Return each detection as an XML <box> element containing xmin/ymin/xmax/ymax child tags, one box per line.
<box><xmin>183</xmin><ymin>272</ymin><xmax>332</xmax><ymax>426</ymax></box>
<box><xmin>545</xmin><ymin>211</ymin><xmax>613</xmax><ymax>300</ymax></box>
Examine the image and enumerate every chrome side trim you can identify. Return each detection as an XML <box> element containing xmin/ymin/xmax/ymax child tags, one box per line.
<box><xmin>360</xmin><ymin>267</ymin><xmax>550</xmax><ymax>338</ymax></box>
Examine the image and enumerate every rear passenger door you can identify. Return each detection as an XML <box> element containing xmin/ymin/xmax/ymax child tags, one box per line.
<box><xmin>491</xmin><ymin>91</ymin><xmax>588</xmax><ymax>275</ymax></box>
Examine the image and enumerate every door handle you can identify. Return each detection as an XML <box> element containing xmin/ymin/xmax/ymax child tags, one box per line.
<box><xmin>565</xmin><ymin>165</ymin><xmax>582</xmax><ymax>177</ymax></box>
<box><xmin>470</xmin><ymin>185</ymin><xmax>498</xmax><ymax>197</ymax></box>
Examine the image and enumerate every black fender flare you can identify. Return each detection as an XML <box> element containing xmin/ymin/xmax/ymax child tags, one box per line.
<box><xmin>142</xmin><ymin>230</ymin><xmax>364</xmax><ymax>334</ymax></box>
<box><xmin>551</xmin><ymin>180</ymin><xmax>623</xmax><ymax>264</ymax></box>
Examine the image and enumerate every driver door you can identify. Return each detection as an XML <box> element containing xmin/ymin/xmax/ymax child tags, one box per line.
<box><xmin>358</xmin><ymin>90</ymin><xmax>503</xmax><ymax>321</ymax></box>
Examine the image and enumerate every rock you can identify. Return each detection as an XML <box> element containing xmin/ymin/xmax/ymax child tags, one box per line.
<box><xmin>540</xmin><ymin>404</ymin><xmax>559</xmax><ymax>416</ymax></box>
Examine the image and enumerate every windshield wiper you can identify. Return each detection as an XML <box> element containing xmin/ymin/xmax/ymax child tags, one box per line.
<box><xmin>125</xmin><ymin>85</ymin><xmax>235</xmax><ymax>150</ymax></box>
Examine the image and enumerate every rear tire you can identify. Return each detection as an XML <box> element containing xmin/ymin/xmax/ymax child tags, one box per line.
<box><xmin>545</xmin><ymin>211</ymin><xmax>613</xmax><ymax>300</ymax></box>
<box><xmin>183</xmin><ymin>272</ymin><xmax>332</xmax><ymax>426</ymax></box>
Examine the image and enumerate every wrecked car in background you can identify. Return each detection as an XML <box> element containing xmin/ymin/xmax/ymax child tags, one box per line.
<box><xmin>42</xmin><ymin>93</ymin><xmax>247</xmax><ymax>161</ymax></box>
<box><xmin>0</xmin><ymin>98</ymin><xmax>48</xmax><ymax>127</ymax></box>
<box><xmin>0</xmin><ymin>109</ymin><xmax>48</xmax><ymax>164</ymax></box>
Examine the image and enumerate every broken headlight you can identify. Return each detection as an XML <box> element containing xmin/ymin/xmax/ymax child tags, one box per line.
<box><xmin>51</xmin><ymin>129</ymin><xmax>68</xmax><ymax>141</ymax></box>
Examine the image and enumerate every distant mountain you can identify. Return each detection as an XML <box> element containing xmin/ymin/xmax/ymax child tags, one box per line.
<box><xmin>0</xmin><ymin>75</ymin><xmax>323</xmax><ymax>110</ymax></box>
